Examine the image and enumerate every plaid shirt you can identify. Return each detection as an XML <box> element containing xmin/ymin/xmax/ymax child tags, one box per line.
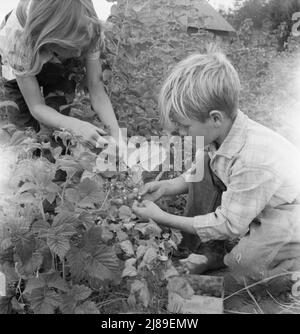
<box><xmin>187</xmin><ymin>110</ymin><xmax>300</xmax><ymax>242</ymax></box>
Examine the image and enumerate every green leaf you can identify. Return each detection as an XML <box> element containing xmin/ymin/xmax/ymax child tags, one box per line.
<box><xmin>68</xmin><ymin>231</ymin><xmax>120</xmax><ymax>283</ymax></box>
<box><xmin>56</xmin><ymin>158</ymin><xmax>82</xmax><ymax>177</ymax></box>
<box><xmin>61</xmin><ymin>295</ymin><xmax>77</xmax><ymax>314</ymax></box>
<box><xmin>1</xmin><ymin>238</ymin><xmax>12</xmax><ymax>251</ymax></box>
<box><xmin>83</xmin><ymin>227</ymin><xmax>104</xmax><ymax>248</ymax></box>
<box><xmin>17</xmin><ymin>182</ymin><xmax>37</xmax><ymax>194</ymax></box>
<box><xmin>52</xmin><ymin>212</ymin><xmax>79</xmax><ymax>229</ymax></box>
<box><xmin>32</xmin><ymin>220</ymin><xmax>51</xmax><ymax>233</ymax></box>
<box><xmin>9</xmin><ymin>131</ymin><xmax>29</xmax><ymax>146</ymax></box>
<box><xmin>45</xmin><ymin>182</ymin><xmax>61</xmax><ymax>194</ymax></box>
<box><xmin>136</xmin><ymin>245</ymin><xmax>147</xmax><ymax>260</ymax></box>
<box><xmin>30</xmin><ymin>288</ymin><xmax>62</xmax><ymax>314</ymax></box>
<box><xmin>14</xmin><ymin>234</ymin><xmax>36</xmax><ymax>265</ymax></box>
<box><xmin>119</xmin><ymin>206</ymin><xmax>132</xmax><ymax>219</ymax></box>
<box><xmin>170</xmin><ymin>229</ymin><xmax>183</xmax><ymax>247</ymax></box>
<box><xmin>45</xmin><ymin>273</ymin><xmax>69</xmax><ymax>292</ymax></box>
<box><xmin>101</xmin><ymin>226</ymin><xmax>114</xmax><ymax>243</ymax></box>
<box><xmin>163</xmin><ymin>261</ymin><xmax>179</xmax><ymax>280</ymax></box>
<box><xmin>67</xmin><ymin>247</ymin><xmax>89</xmax><ymax>282</ymax></box>
<box><xmin>24</xmin><ymin>277</ymin><xmax>46</xmax><ymax>294</ymax></box>
<box><xmin>65</xmin><ymin>188</ymin><xmax>81</xmax><ymax>205</ymax></box>
<box><xmin>15</xmin><ymin>252</ymin><xmax>43</xmax><ymax>278</ymax></box>
<box><xmin>116</xmin><ymin>229</ymin><xmax>129</xmax><ymax>242</ymax></box>
<box><xmin>24</xmin><ymin>271</ymin><xmax>69</xmax><ymax>295</ymax></box>
<box><xmin>61</xmin><ymin>285</ymin><xmax>92</xmax><ymax>314</ymax></box>
<box><xmin>139</xmin><ymin>246</ymin><xmax>158</xmax><ymax>269</ymax></box>
<box><xmin>77</xmin><ymin>152</ymin><xmax>97</xmax><ymax>172</ymax></box>
<box><xmin>129</xmin><ymin>280</ymin><xmax>150</xmax><ymax>308</ymax></box>
<box><xmin>122</xmin><ymin>258</ymin><xmax>137</xmax><ymax>278</ymax></box>
<box><xmin>85</xmin><ymin>244</ymin><xmax>120</xmax><ymax>282</ymax></box>
<box><xmin>134</xmin><ymin>219</ymin><xmax>162</xmax><ymax>237</ymax></box>
<box><xmin>47</xmin><ymin>233</ymin><xmax>71</xmax><ymax>261</ymax></box>
<box><xmin>74</xmin><ymin>301</ymin><xmax>100</xmax><ymax>314</ymax></box>
<box><xmin>119</xmin><ymin>240</ymin><xmax>135</xmax><ymax>257</ymax></box>
<box><xmin>44</xmin><ymin>215</ymin><xmax>77</xmax><ymax>260</ymax></box>
<box><xmin>11</xmin><ymin>297</ymin><xmax>25</xmax><ymax>313</ymax></box>
<box><xmin>0</xmin><ymin>297</ymin><xmax>12</xmax><ymax>314</ymax></box>
<box><xmin>77</xmin><ymin>179</ymin><xmax>106</xmax><ymax>208</ymax></box>
<box><xmin>71</xmin><ymin>285</ymin><xmax>92</xmax><ymax>301</ymax></box>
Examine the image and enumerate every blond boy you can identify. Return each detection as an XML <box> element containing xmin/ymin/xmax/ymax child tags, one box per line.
<box><xmin>133</xmin><ymin>52</ymin><xmax>300</xmax><ymax>285</ymax></box>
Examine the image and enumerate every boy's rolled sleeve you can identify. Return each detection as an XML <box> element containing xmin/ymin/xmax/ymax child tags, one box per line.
<box><xmin>193</xmin><ymin>165</ymin><xmax>281</xmax><ymax>242</ymax></box>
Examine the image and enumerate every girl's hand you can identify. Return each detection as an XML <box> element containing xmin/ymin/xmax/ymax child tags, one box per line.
<box><xmin>139</xmin><ymin>181</ymin><xmax>168</xmax><ymax>202</ymax></box>
<box><xmin>72</xmin><ymin>120</ymin><xmax>108</xmax><ymax>147</ymax></box>
<box><xmin>132</xmin><ymin>200</ymin><xmax>165</xmax><ymax>222</ymax></box>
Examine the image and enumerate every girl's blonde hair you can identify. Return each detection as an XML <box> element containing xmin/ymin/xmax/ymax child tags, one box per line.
<box><xmin>23</xmin><ymin>0</ymin><xmax>103</xmax><ymax>76</ymax></box>
<box><xmin>159</xmin><ymin>50</ymin><xmax>241</xmax><ymax>128</ymax></box>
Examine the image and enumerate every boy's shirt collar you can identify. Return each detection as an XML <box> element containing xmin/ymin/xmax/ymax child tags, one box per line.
<box><xmin>208</xmin><ymin>110</ymin><xmax>247</xmax><ymax>160</ymax></box>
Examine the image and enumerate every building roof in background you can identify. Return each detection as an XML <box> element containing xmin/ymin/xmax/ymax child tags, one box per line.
<box><xmin>187</xmin><ymin>0</ymin><xmax>235</xmax><ymax>32</ymax></box>
<box><xmin>122</xmin><ymin>0</ymin><xmax>235</xmax><ymax>33</ymax></box>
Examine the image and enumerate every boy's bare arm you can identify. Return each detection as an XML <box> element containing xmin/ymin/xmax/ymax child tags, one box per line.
<box><xmin>162</xmin><ymin>175</ymin><xmax>189</xmax><ymax>196</ymax></box>
<box><xmin>157</xmin><ymin>211</ymin><xmax>196</xmax><ymax>234</ymax></box>
<box><xmin>140</xmin><ymin>175</ymin><xmax>188</xmax><ymax>202</ymax></box>
<box><xmin>133</xmin><ymin>200</ymin><xmax>196</xmax><ymax>234</ymax></box>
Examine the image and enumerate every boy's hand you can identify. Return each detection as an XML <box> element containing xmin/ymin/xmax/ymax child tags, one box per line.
<box><xmin>132</xmin><ymin>200</ymin><xmax>165</xmax><ymax>222</ymax></box>
<box><xmin>139</xmin><ymin>181</ymin><xmax>168</xmax><ymax>202</ymax></box>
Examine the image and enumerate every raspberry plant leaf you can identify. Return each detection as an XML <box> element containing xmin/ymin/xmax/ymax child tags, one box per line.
<box><xmin>77</xmin><ymin>179</ymin><xmax>106</xmax><ymax>209</ymax></box>
<box><xmin>29</xmin><ymin>288</ymin><xmax>62</xmax><ymax>314</ymax></box>
<box><xmin>74</xmin><ymin>301</ymin><xmax>100</xmax><ymax>314</ymax></box>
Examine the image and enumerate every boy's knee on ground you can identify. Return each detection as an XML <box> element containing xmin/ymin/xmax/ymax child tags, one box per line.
<box><xmin>224</xmin><ymin>242</ymin><xmax>268</xmax><ymax>284</ymax></box>
<box><xmin>225</xmin><ymin>240</ymin><xmax>300</xmax><ymax>289</ymax></box>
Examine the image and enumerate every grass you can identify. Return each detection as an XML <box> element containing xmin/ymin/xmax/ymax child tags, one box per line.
<box><xmin>224</xmin><ymin>271</ymin><xmax>300</xmax><ymax>314</ymax></box>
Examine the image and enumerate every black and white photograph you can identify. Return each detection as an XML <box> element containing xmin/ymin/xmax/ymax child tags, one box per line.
<box><xmin>0</xmin><ymin>0</ymin><xmax>300</xmax><ymax>317</ymax></box>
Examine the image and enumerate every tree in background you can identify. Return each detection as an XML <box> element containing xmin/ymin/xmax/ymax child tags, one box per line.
<box><xmin>238</xmin><ymin>18</ymin><xmax>254</xmax><ymax>46</ymax></box>
<box><xmin>222</xmin><ymin>0</ymin><xmax>300</xmax><ymax>49</ymax></box>
<box><xmin>224</xmin><ymin>0</ymin><xmax>300</xmax><ymax>30</ymax></box>
<box><xmin>224</xmin><ymin>0</ymin><xmax>269</xmax><ymax>29</ymax></box>
<box><xmin>267</xmin><ymin>0</ymin><xmax>300</xmax><ymax>30</ymax></box>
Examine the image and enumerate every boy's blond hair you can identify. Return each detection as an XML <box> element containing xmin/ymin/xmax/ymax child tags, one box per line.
<box><xmin>159</xmin><ymin>51</ymin><xmax>241</xmax><ymax>127</ymax></box>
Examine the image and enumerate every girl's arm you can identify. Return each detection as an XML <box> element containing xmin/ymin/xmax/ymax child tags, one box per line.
<box><xmin>16</xmin><ymin>75</ymin><xmax>107</xmax><ymax>146</ymax></box>
<box><xmin>16</xmin><ymin>75</ymin><xmax>73</xmax><ymax>129</ymax></box>
<box><xmin>85</xmin><ymin>57</ymin><xmax>120</xmax><ymax>140</ymax></box>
